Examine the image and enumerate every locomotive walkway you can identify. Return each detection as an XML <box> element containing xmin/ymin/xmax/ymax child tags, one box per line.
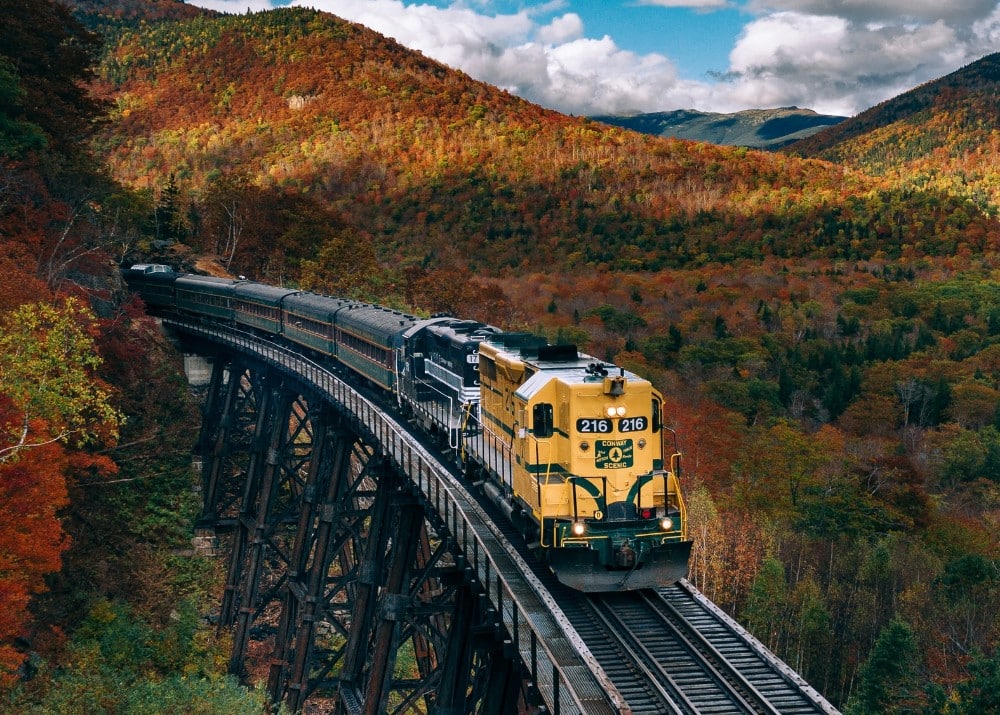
<box><xmin>165</xmin><ymin>316</ymin><xmax>839</xmax><ymax>714</ymax></box>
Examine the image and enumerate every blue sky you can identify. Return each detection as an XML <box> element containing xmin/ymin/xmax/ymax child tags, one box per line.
<box><xmin>519</xmin><ymin>1</ymin><xmax>748</xmax><ymax>81</ymax></box>
<box><xmin>184</xmin><ymin>1</ymin><xmax>1000</xmax><ymax>117</ymax></box>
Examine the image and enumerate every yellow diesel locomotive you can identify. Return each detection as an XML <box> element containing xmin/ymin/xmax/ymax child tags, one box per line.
<box><xmin>464</xmin><ymin>333</ymin><xmax>692</xmax><ymax>591</ymax></box>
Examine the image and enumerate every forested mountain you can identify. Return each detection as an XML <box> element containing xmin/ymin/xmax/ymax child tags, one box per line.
<box><xmin>788</xmin><ymin>52</ymin><xmax>1000</xmax><ymax>158</ymax></box>
<box><xmin>1</xmin><ymin>1</ymin><xmax>998</xmax><ymax>712</ymax></box>
<box><xmin>0</xmin><ymin>0</ymin><xmax>263</xmax><ymax>710</ymax></box>
<box><xmin>84</xmin><ymin>8</ymin><xmax>998</xmax><ymax>282</ymax></box>
<box><xmin>591</xmin><ymin>107</ymin><xmax>846</xmax><ymax>149</ymax></box>
<box><xmin>72</xmin><ymin>0</ymin><xmax>207</xmax><ymax>23</ymax></box>
<box><xmin>786</xmin><ymin>53</ymin><xmax>1000</xmax><ymax>216</ymax></box>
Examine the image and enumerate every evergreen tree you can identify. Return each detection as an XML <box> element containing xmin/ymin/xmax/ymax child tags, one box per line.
<box><xmin>956</xmin><ymin>647</ymin><xmax>1000</xmax><ymax>715</ymax></box>
<box><xmin>847</xmin><ymin>618</ymin><xmax>920</xmax><ymax>715</ymax></box>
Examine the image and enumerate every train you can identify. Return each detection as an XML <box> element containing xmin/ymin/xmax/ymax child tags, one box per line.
<box><xmin>123</xmin><ymin>264</ymin><xmax>693</xmax><ymax>592</ymax></box>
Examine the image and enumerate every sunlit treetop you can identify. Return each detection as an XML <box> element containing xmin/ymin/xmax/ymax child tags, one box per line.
<box><xmin>0</xmin><ymin>298</ymin><xmax>122</xmax><ymax>464</ymax></box>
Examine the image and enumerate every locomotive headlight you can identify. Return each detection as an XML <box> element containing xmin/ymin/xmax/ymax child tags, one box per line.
<box><xmin>616</xmin><ymin>405</ymin><xmax>627</xmax><ymax>417</ymax></box>
<box><xmin>571</xmin><ymin>521</ymin><xmax>587</xmax><ymax>536</ymax></box>
<box><xmin>659</xmin><ymin>517</ymin><xmax>674</xmax><ymax>531</ymax></box>
<box><xmin>606</xmin><ymin>406</ymin><xmax>617</xmax><ymax>418</ymax></box>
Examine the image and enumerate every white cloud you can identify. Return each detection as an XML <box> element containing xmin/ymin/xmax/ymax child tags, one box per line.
<box><xmin>180</xmin><ymin>0</ymin><xmax>1000</xmax><ymax>117</ymax></box>
<box><xmin>535</xmin><ymin>12</ymin><xmax>584</xmax><ymax>45</ymax></box>
<box><xmin>721</xmin><ymin>10</ymin><xmax>982</xmax><ymax>115</ymax></box>
<box><xmin>748</xmin><ymin>0</ymin><xmax>998</xmax><ymax>24</ymax></box>
<box><xmin>536</xmin><ymin>37</ymin><xmax>683</xmax><ymax>114</ymax></box>
<box><xmin>971</xmin><ymin>5</ymin><xmax>1000</xmax><ymax>43</ymax></box>
<box><xmin>300</xmin><ymin>1</ymin><xmax>534</xmax><ymax>76</ymax></box>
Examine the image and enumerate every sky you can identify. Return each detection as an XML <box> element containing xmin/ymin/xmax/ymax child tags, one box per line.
<box><xmin>183</xmin><ymin>0</ymin><xmax>1000</xmax><ymax>118</ymax></box>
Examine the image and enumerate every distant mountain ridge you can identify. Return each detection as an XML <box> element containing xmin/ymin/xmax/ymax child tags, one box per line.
<box><xmin>590</xmin><ymin>107</ymin><xmax>846</xmax><ymax>149</ymax></box>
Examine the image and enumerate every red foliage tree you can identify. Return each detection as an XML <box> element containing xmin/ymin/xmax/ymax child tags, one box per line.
<box><xmin>0</xmin><ymin>436</ymin><xmax>69</xmax><ymax>683</ymax></box>
<box><xmin>0</xmin><ymin>300</ymin><xmax>120</xmax><ymax>683</ymax></box>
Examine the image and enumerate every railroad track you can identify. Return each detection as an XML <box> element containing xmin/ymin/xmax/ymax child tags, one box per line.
<box><xmin>563</xmin><ymin>591</ymin><xmax>688</xmax><ymax>715</ymax></box>
<box><xmin>472</xmin><ymin>489</ymin><xmax>838</xmax><ymax>714</ymax></box>
<box><xmin>458</xmin><ymin>437</ymin><xmax>839</xmax><ymax>713</ymax></box>
<box><xmin>588</xmin><ymin>583</ymin><xmax>839</xmax><ymax>714</ymax></box>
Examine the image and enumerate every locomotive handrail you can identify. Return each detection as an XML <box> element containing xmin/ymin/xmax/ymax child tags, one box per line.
<box><xmin>163</xmin><ymin>317</ymin><xmax>628</xmax><ymax>715</ymax></box>
<box><xmin>408</xmin><ymin>375</ymin><xmax>460</xmax><ymax>449</ymax></box>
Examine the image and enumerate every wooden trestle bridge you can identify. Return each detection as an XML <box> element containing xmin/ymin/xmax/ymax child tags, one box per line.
<box><xmin>166</xmin><ymin>316</ymin><xmax>840</xmax><ymax>715</ymax></box>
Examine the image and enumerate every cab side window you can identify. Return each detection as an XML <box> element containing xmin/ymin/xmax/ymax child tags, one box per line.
<box><xmin>533</xmin><ymin>403</ymin><xmax>554</xmax><ymax>438</ymax></box>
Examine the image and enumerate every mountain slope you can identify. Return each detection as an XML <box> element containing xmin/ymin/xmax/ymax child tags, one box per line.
<box><xmin>591</xmin><ymin>107</ymin><xmax>845</xmax><ymax>149</ymax></box>
<box><xmin>66</xmin><ymin>0</ymin><xmax>207</xmax><ymax>23</ymax></box>
<box><xmin>15</xmin><ymin>6</ymin><xmax>993</xmax><ymax>712</ymax></box>
<box><xmin>788</xmin><ymin>53</ymin><xmax>1000</xmax><ymax>158</ymax></box>
<box><xmin>89</xmin><ymin>7</ymin><xmax>999</xmax><ymax>279</ymax></box>
<box><xmin>785</xmin><ymin>53</ymin><xmax>1000</xmax><ymax>215</ymax></box>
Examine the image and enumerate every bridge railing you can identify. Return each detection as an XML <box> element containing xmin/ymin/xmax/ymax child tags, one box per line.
<box><xmin>165</xmin><ymin>317</ymin><xmax>625</xmax><ymax>715</ymax></box>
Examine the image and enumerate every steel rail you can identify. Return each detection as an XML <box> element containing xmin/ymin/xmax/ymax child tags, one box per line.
<box><xmin>585</xmin><ymin>597</ymin><xmax>695</xmax><ymax>714</ymax></box>
<box><xmin>639</xmin><ymin>590</ymin><xmax>779</xmax><ymax>713</ymax></box>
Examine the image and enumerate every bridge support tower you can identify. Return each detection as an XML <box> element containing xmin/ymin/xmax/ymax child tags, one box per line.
<box><xmin>193</xmin><ymin>356</ymin><xmax>529</xmax><ymax>714</ymax></box>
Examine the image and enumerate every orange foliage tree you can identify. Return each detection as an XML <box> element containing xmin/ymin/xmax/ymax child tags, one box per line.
<box><xmin>0</xmin><ymin>440</ymin><xmax>71</xmax><ymax>682</ymax></box>
<box><xmin>0</xmin><ymin>299</ymin><xmax>121</xmax><ymax>684</ymax></box>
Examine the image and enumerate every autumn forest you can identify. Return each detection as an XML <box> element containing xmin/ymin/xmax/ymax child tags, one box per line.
<box><xmin>1</xmin><ymin>0</ymin><xmax>998</xmax><ymax>712</ymax></box>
